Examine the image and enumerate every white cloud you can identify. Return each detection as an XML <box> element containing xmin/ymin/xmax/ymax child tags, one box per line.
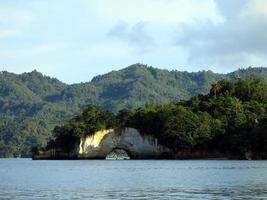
<box><xmin>0</xmin><ymin>7</ymin><xmax>32</xmax><ymax>24</ymax></box>
<box><xmin>0</xmin><ymin>43</ymin><xmax>69</xmax><ymax>58</ymax></box>
<box><xmin>0</xmin><ymin>29</ymin><xmax>19</xmax><ymax>38</ymax></box>
<box><xmin>96</xmin><ymin>0</ymin><xmax>224</xmax><ymax>25</ymax></box>
<box><xmin>245</xmin><ymin>0</ymin><xmax>267</xmax><ymax>20</ymax></box>
<box><xmin>174</xmin><ymin>0</ymin><xmax>267</xmax><ymax>72</ymax></box>
<box><xmin>0</xmin><ymin>0</ymin><xmax>266</xmax><ymax>83</ymax></box>
<box><xmin>107</xmin><ymin>22</ymin><xmax>155</xmax><ymax>53</ymax></box>
<box><xmin>0</xmin><ymin>6</ymin><xmax>32</xmax><ymax>38</ymax></box>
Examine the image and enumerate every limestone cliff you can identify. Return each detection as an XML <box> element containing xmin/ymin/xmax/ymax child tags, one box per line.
<box><xmin>33</xmin><ymin>127</ymin><xmax>171</xmax><ymax>159</ymax></box>
<box><xmin>78</xmin><ymin>128</ymin><xmax>170</xmax><ymax>159</ymax></box>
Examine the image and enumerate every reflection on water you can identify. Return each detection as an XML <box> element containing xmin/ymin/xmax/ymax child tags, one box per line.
<box><xmin>0</xmin><ymin>159</ymin><xmax>267</xmax><ymax>199</ymax></box>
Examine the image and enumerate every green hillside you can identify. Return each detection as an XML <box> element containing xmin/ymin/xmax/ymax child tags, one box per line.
<box><xmin>0</xmin><ymin>64</ymin><xmax>266</xmax><ymax>157</ymax></box>
<box><xmin>47</xmin><ymin>77</ymin><xmax>267</xmax><ymax>159</ymax></box>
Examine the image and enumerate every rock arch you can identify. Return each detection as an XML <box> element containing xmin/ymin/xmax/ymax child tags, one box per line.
<box><xmin>78</xmin><ymin>128</ymin><xmax>170</xmax><ymax>159</ymax></box>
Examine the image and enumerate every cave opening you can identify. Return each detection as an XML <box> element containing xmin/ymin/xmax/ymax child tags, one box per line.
<box><xmin>105</xmin><ymin>148</ymin><xmax>131</xmax><ymax>160</ymax></box>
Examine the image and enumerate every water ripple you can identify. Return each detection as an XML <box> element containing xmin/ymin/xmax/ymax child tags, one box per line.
<box><xmin>0</xmin><ymin>159</ymin><xmax>267</xmax><ymax>199</ymax></box>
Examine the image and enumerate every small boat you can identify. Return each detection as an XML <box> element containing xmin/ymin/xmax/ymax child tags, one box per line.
<box><xmin>105</xmin><ymin>149</ymin><xmax>130</xmax><ymax>160</ymax></box>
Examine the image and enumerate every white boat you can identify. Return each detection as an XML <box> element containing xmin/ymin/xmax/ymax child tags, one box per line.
<box><xmin>105</xmin><ymin>149</ymin><xmax>130</xmax><ymax>160</ymax></box>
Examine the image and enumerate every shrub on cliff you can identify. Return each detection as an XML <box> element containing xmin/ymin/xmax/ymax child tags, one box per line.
<box><xmin>50</xmin><ymin>105</ymin><xmax>116</xmax><ymax>152</ymax></box>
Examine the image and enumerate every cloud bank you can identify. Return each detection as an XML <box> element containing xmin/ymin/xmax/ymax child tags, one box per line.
<box><xmin>0</xmin><ymin>0</ymin><xmax>266</xmax><ymax>83</ymax></box>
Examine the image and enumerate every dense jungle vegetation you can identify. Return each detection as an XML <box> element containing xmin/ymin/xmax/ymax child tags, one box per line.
<box><xmin>49</xmin><ymin>77</ymin><xmax>267</xmax><ymax>159</ymax></box>
<box><xmin>0</xmin><ymin>64</ymin><xmax>266</xmax><ymax>157</ymax></box>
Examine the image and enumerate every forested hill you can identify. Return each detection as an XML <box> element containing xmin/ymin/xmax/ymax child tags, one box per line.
<box><xmin>0</xmin><ymin>64</ymin><xmax>267</xmax><ymax>157</ymax></box>
<box><xmin>45</xmin><ymin>65</ymin><xmax>267</xmax><ymax>111</ymax></box>
<box><xmin>46</xmin><ymin>77</ymin><xmax>267</xmax><ymax>160</ymax></box>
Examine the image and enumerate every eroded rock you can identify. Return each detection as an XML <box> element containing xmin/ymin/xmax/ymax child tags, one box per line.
<box><xmin>78</xmin><ymin>127</ymin><xmax>170</xmax><ymax>159</ymax></box>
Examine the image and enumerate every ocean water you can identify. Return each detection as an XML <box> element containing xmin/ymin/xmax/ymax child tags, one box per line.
<box><xmin>0</xmin><ymin>159</ymin><xmax>267</xmax><ymax>200</ymax></box>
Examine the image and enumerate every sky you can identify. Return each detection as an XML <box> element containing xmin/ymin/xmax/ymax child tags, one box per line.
<box><xmin>0</xmin><ymin>0</ymin><xmax>267</xmax><ymax>83</ymax></box>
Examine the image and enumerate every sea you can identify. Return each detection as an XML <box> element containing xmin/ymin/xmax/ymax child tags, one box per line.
<box><xmin>0</xmin><ymin>159</ymin><xmax>267</xmax><ymax>199</ymax></box>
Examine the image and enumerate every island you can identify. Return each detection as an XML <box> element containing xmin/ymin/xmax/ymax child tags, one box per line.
<box><xmin>33</xmin><ymin>77</ymin><xmax>267</xmax><ymax>160</ymax></box>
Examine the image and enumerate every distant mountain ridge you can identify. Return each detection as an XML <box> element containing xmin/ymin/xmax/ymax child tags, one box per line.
<box><xmin>0</xmin><ymin>64</ymin><xmax>266</xmax><ymax>157</ymax></box>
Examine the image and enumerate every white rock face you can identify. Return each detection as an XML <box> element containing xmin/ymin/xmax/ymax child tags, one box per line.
<box><xmin>78</xmin><ymin>127</ymin><xmax>170</xmax><ymax>159</ymax></box>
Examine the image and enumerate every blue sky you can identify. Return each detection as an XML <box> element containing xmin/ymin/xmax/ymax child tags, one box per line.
<box><xmin>0</xmin><ymin>0</ymin><xmax>267</xmax><ymax>83</ymax></box>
